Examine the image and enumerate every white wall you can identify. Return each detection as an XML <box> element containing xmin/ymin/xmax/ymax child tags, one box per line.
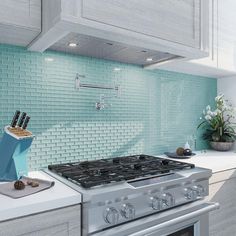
<box><xmin>218</xmin><ymin>76</ymin><xmax>236</xmax><ymax>107</ymax></box>
<box><xmin>218</xmin><ymin>76</ymin><xmax>236</xmax><ymax>150</ymax></box>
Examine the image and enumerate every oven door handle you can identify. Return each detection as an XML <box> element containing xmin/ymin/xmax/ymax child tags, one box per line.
<box><xmin>130</xmin><ymin>202</ymin><xmax>219</xmax><ymax>236</ymax></box>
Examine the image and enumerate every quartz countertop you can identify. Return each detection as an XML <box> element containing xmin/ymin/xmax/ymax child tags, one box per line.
<box><xmin>159</xmin><ymin>150</ymin><xmax>236</xmax><ymax>184</ymax></box>
<box><xmin>0</xmin><ymin>171</ymin><xmax>81</xmax><ymax>222</ymax></box>
<box><xmin>160</xmin><ymin>150</ymin><xmax>236</xmax><ymax>173</ymax></box>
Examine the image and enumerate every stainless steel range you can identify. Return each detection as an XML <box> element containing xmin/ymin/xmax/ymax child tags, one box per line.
<box><xmin>46</xmin><ymin>154</ymin><xmax>219</xmax><ymax>236</ymax></box>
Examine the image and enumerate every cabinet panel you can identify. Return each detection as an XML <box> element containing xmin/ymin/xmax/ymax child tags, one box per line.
<box><xmin>217</xmin><ymin>0</ymin><xmax>236</xmax><ymax>72</ymax></box>
<box><xmin>81</xmin><ymin>0</ymin><xmax>200</xmax><ymax>48</ymax></box>
<box><xmin>0</xmin><ymin>205</ymin><xmax>81</xmax><ymax>236</ymax></box>
<box><xmin>206</xmin><ymin>177</ymin><xmax>236</xmax><ymax>236</ymax></box>
<box><xmin>0</xmin><ymin>0</ymin><xmax>41</xmax><ymax>29</ymax></box>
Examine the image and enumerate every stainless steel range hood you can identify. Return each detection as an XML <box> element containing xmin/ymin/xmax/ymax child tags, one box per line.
<box><xmin>49</xmin><ymin>33</ymin><xmax>183</xmax><ymax>66</ymax></box>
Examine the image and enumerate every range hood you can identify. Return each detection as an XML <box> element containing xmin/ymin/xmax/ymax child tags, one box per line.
<box><xmin>29</xmin><ymin>0</ymin><xmax>209</xmax><ymax>67</ymax></box>
<box><xmin>49</xmin><ymin>32</ymin><xmax>183</xmax><ymax>66</ymax></box>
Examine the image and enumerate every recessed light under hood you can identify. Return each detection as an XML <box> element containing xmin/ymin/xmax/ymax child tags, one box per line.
<box><xmin>49</xmin><ymin>33</ymin><xmax>183</xmax><ymax>66</ymax></box>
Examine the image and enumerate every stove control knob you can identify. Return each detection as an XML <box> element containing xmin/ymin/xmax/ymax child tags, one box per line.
<box><xmin>120</xmin><ymin>203</ymin><xmax>135</xmax><ymax>219</ymax></box>
<box><xmin>150</xmin><ymin>196</ymin><xmax>162</xmax><ymax>210</ymax></box>
<box><xmin>103</xmin><ymin>207</ymin><xmax>119</xmax><ymax>224</ymax></box>
<box><xmin>193</xmin><ymin>185</ymin><xmax>205</xmax><ymax>197</ymax></box>
<box><xmin>161</xmin><ymin>193</ymin><xmax>175</xmax><ymax>208</ymax></box>
<box><xmin>184</xmin><ymin>188</ymin><xmax>193</xmax><ymax>200</ymax></box>
<box><xmin>184</xmin><ymin>188</ymin><xmax>197</xmax><ymax>200</ymax></box>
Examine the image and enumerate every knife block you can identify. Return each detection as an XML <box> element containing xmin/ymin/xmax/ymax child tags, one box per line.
<box><xmin>0</xmin><ymin>126</ymin><xmax>34</xmax><ymax>181</ymax></box>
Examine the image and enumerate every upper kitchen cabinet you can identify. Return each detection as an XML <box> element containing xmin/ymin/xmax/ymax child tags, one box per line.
<box><xmin>151</xmin><ymin>0</ymin><xmax>236</xmax><ymax>78</ymax></box>
<box><xmin>0</xmin><ymin>0</ymin><xmax>41</xmax><ymax>47</ymax></box>
<box><xmin>29</xmin><ymin>0</ymin><xmax>209</xmax><ymax>66</ymax></box>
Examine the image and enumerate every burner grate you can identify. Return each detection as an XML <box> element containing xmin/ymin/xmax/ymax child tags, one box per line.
<box><xmin>48</xmin><ymin>155</ymin><xmax>195</xmax><ymax>188</ymax></box>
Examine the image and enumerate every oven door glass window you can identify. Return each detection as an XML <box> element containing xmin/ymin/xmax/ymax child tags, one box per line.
<box><xmin>168</xmin><ymin>225</ymin><xmax>194</xmax><ymax>236</ymax></box>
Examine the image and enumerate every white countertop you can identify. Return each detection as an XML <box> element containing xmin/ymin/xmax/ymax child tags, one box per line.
<box><xmin>0</xmin><ymin>171</ymin><xmax>81</xmax><ymax>222</ymax></box>
<box><xmin>162</xmin><ymin>150</ymin><xmax>236</xmax><ymax>173</ymax></box>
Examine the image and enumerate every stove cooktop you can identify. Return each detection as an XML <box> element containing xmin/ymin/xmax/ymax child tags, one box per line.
<box><xmin>48</xmin><ymin>155</ymin><xmax>195</xmax><ymax>188</ymax></box>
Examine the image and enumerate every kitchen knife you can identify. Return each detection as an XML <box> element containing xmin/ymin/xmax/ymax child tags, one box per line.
<box><xmin>10</xmin><ymin>110</ymin><xmax>21</xmax><ymax>128</ymax></box>
<box><xmin>22</xmin><ymin>116</ymin><xmax>30</xmax><ymax>130</ymax></box>
<box><xmin>18</xmin><ymin>112</ymin><xmax>27</xmax><ymax>128</ymax></box>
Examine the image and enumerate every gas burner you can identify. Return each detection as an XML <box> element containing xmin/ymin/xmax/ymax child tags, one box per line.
<box><xmin>46</xmin><ymin>155</ymin><xmax>213</xmax><ymax>235</ymax></box>
<box><xmin>48</xmin><ymin>155</ymin><xmax>194</xmax><ymax>188</ymax></box>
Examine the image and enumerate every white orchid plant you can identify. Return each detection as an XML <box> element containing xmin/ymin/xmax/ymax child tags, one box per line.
<box><xmin>198</xmin><ymin>94</ymin><xmax>236</xmax><ymax>142</ymax></box>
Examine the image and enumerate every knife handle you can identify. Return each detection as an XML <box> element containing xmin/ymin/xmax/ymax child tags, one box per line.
<box><xmin>22</xmin><ymin>116</ymin><xmax>30</xmax><ymax>130</ymax></box>
<box><xmin>18</xmin><ymin>112</ymin><xmax>27</xmax><ymax>128</ymax></box>
<box><xmin>11</xmin><ymin>110</ymin><xmax>21</xmax><ymax>128</ymax></box>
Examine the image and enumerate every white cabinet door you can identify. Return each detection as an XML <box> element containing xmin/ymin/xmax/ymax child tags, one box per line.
<box><xmin>0</xmin><ymin>0</ymin><xmax>41</xmax><ymax>46</ymax></box>
<box><xmin>217</xmin><ymin>0</ymin><xmax>236</xmax><ymax>72</ymax></box>
<box><xmin>81</xmin><ymin>0</ymin><xmax>201</xmax><ymax>49</ymax></box>
<box><xmin>0</xmin><ymin>0</ymin><xmax>41</xmax><ymax>29</ymax></box>
<box><xmin>190</xmin><ymin>0</ymin><xmax>218</xmax><ymax>67</ymax></box>
<box><xmin>207</xmin><ymin>176</ymin><xmax>236</xmax><ymax>236</ymax></box>
<box><xmin>0</xmin><ymin>205</ymin><xmax>81</xmax><ymax>236</ymax></box>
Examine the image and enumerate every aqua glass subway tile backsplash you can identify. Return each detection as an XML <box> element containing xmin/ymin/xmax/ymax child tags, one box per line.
<box><xmin>0</xmin><ymin>44</ymin><xmax>217</xmax><ymax>170</ymax></box>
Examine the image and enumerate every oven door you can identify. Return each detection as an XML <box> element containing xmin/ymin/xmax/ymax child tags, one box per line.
<box><xmin>91</xmin><ymin>201</ymin><xmax>219</xmax><ymax>236</ymax></box>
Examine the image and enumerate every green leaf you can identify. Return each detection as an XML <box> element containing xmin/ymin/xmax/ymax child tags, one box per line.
<box><xmin>197</xmin><ymin>121</ymin><xmax>207</xmax><ymax>129</ymax></box>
